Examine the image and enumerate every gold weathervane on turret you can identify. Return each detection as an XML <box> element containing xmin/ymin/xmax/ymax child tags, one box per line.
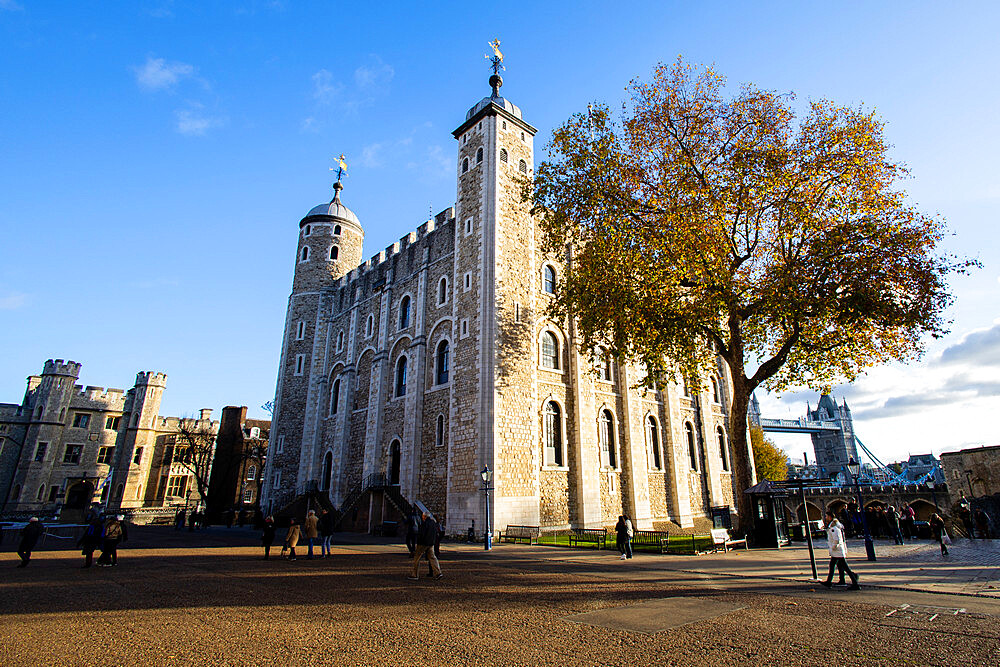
<box><xmin>329</xmin><ymin>154</ymin><xmax>348</xmax><ymax>185</ymax></box>
<box><xmin>485</xmin><ymin>39</ymin><xmax>504</xmax><ymax>75</ymax></box>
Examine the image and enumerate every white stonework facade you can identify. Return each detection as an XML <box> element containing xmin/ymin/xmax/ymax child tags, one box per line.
<box><xmin>263</xmin><ymin>76</ymin><xmax>748</xmax><ymax>533</ymax></box>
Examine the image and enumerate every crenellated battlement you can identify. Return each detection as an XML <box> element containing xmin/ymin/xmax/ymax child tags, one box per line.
<box><xmin>42</xmin><ymin>359</ymin><xmax>82</xmax><ymax>378</ymax></box>
<box><xmin>79</xmin><ymin>386</ymin><xmax>126</xmax><ymax>401</ymax></box>
<box><xmin>135</xmin><ymin>371</ymin><xmax>168</xmax><ymax>387</ymax></box>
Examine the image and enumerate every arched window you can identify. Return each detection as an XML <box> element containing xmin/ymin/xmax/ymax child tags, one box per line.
<box><xmin>544</xmin><ymin>401</ymin><xmax>562</xmax><ymax>466</ymax></box>
<box><xmin>476</xmin><ymin>147</ymin><xmax>483</xmax><ymax>164</ymax></box>
<box><xmin>37</xmin><ymin>484</ymin><xmax>45</xmax><ymax>501</ymax></box>
<box><xmin>438</xmin><ymin>277</ymin><xmax>448</xmax><ymax>305</ymax></box>
<box><xmin>647</xmin><ymin>416</ymin><xmax>662</xmax><ymax>469</ymax></box>
<box><xmin>304</xmin><ymin>224</ymin><xmax>311</xmax><ymax>236</ymax></box>
<box><xmin>541</xmin><ymin>331</ymin><xmax>559</xmax><ymax>369</ymax></box>
<box><xmin>686</xmin><ymin>422</ymin><xmax>698</xmax><ymax>470</ymax></box>
<box><xmin>519</xmin><ymin>159</ymin><xmax>527</xmax><ymax>174</ymax></box>
<box><xmin>436</xmin><ymin>340</ymin><xmax>450</xmax><ymax>385</ymax></box>
<box><xmin>366</xmin><ymin>314</ymin><xmax>374</xmax><ymax>337</ymax></box>
<box><xmin>543</xmin><ymin>265</ymin><xmax>556</xmax><ymax>294</ymax></box>
<box><xmin>436</xmin><ymin>415</ymin><xmax>445</xmax><ymax>447</ymax></box>
<box><xmin>330</xmin><ymin>378</ymin><xmax>341</xmax><ymax>415</ymax></box>
<box><xmin>599</xmin><ymin>409</ymin><xmax>616</xmax><ymax>468</ymax></box>
<box><xmin>398</xmin><ymin>296</ymin><xmax>411</xmax><ymax>330</ymax></box>
<box><xmin>334</xmin><ymin>224</ymin><xmax>341</xmax><ymax>235</ymax></box>
<box><xmin>462</xmin><ymin>157</ymin><xmax>469</xmax><ymax>173</ymax></box>
<box><xmin>322</xmin><ymin>451</ymin><xmax>333</xmax><ymax>491</ymax></box>
<box><xmin>300</xmin><ymin>246</ymin><xmax>309</xmax><ymax>261</ymax></box>
<box><xmin>330</xmin><ymin>245</ymin><xmax>339</xmax><ymax>260</ymax></box>
<box><xmin>711</xmin><ymin>376</ymin><xmax>721</xmax><ymax>403</ymax></box>
<box><xmin>718</xmin><ymin>426</ymin><xmax>729</xmax><ymax>471</ymax></box>
<box><xmin>395</xmin><ymin>357</ymin><xmax>407</xmax><ymax>397</ymax></box>
<box><xmin>246</xmin><ymin>464</ymin><xmax>257</xmax><ymax>481</ymax></box>
<box><xmin>499</xmin><ymin>148</ymin><xmax>508</xmax><ymax>163</ymax></box>
<box><xmin>336</xmin><ymin>331</ymin><xmax>344</xmax><ymax>352</ymax></box>
<box><xmin>389</xmin><ymin>440</ymin><xmax>401</xmax><ymax>485</ymax></box>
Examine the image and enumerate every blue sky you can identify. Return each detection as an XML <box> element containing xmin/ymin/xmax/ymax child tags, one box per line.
<box><xmin>1</xmin><ymin>1</ymin><xmax>998</xmax><ymax>464</ymax></box>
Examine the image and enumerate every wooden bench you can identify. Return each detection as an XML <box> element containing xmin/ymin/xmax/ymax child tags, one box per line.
<box><xmin>710</xmin><ymin>528</ymin><xmax>748</xmax><ymax>552</ymax></box>
<box><xmin>568</xmin><ymin>527</ymin><xmax>607</xmax><ymax>548</ymax></box>
<box><xmin>373</xmin><ymin>520</ymin><xmax>398</xmax><ymax>537</ymax></box>
<box><xmin>498</xmin><ymin>524</ymin><xmax>540</xmax><ymax>545</ymax></box>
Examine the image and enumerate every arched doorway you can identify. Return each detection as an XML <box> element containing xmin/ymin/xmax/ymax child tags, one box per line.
<box><xmin>64</xmin><ymin>480</ymin><xmax>95</xmax><ymax>509</ymax></box>
<box><xmin>389</xmin><ymin>440</ymin><xmax>401</xmax><ymax>486</ymax></box>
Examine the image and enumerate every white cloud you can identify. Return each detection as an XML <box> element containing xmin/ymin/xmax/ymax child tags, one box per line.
<box><xmin>0</xmin><ymin>291</ymin><xmax>27</xmax><ymax>310</ymax></box>
<box><xmin>311</xmin><ymin>69</ymin><xmax>342</xmax><ymax>106</ymax></box>
<box><xmin>175</xmin><ymin>108</ymin><xmax>224</xmax><ymax>136</ymax></box>
<box><xmin>354</xmin><ymin>57</ymin><xmax>394</xmax><ymax>91</ymax></box>
<box><xmin>360</xmin><ymin>143</ymin><xmax>384</xmax><ymax>168</ymax></box>
<box><xmin>133</xmin><ymin>56</ymin><xmax>194</xmax><ymax>92</ymax></box>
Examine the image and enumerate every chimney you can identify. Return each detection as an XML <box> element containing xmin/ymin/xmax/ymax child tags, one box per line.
<box><xmin>199</xmin><ymin>408</ymin><xmax>213</xmax><ymax>421</ymax></box>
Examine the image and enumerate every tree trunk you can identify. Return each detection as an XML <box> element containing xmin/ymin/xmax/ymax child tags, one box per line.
<box><xmin>727</xmin><ymin>377</ymin><xmax>757</xmax><ymax>534</ymax></box>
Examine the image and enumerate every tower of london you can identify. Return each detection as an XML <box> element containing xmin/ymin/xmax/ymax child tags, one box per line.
<box><xmin>263</xmin><ymin>65</ymin><xmax>749</xmax><ymax>534</ymax></box>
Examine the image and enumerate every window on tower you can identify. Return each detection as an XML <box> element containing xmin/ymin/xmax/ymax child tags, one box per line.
<box><xmin>500</xmin><ymin>148</ymin><xmax>508</xmax><ymax>163</ymax></box>
<box><xmin>476</xmin><ymin>147</ymin><xmax>483</xmax><ymax>164</ymax></box>
<box><xmin>330</xmin><ymin>246</ymin><xmax>339</xmax><ymax>260</ymax></box>
<box><xmin>519</xmin><ymin>159</ymin><xmax>527</xmax><ymax>174</ymax></box>
<box><xmin>334</xmin><ymin>224</ymin><xmax>341</xmax><ymax>235</ymax></box>
<box><xmin>300</xmin><ymin>246</ymin><xmax>309</xmax><ymax>262</ymax></box>
<box><xmin>462</xmin><ymin>157</ymin><xmax>469</xmax><ymax>174</ymax></box>
<box><xmin>395</xmin><ymin>357</ymin><xmax>407</xmax><ymax>397</ymax></box>
<box><xmin>398</xmin><ymin>295</ymin><xmax>411</xmax><ymax>330</ymax></box>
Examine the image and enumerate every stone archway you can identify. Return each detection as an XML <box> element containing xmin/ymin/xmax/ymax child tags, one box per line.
<box><xmin>64</xmin><ymin>480</ymin><xmax>95</xmax><ymax>509</ymax></box>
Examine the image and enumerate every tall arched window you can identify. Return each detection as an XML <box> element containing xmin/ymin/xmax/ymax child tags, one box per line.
<box><xmin>436</xmin><ymin>340</ymin><xmax>450</xmax><ymax>385</ymax></box>
<box><xmin>389</xmin><ymin>440</ymin><xmax>401</xmax><ymax>485</ymax></box>
<box><xmin>686</xmin><ymin>422</ymin><xmax>698</xmax><ymax>470</ymax></box>
<box><xmin>476</xmin><ymin>147</ymin><xmax>483</xmax><ymax>164</ymax></box>
<box><xmin>395</xmin><ymin>357</ymin><xmax>407</xmax><ymax>397</ymax></box>
<box><xmin>711</xmin><ymin>376</ymin><xmax>721</xmax><ymax>403</ymax></box>
<box><xmin>599</xmin><ymin>409</ymin><xmax>617</xmax><ymax>468</ymax></box>
<box><xmin>499</xmin><ymin>148</ymin><xmax>508</xmax><ymax>163</ymax></box>
<box><xmin>647</xmin><ymin>416</ymin><xmax>661</xmax><ymax>470</ymax></box>
<box><xmin>330</xmin><ymin>378</ymin><xmax>341</xmax><ymax>415</ymax></box>
<box><xmin>438</xmin><ymin>277</ymin><xmax>448</xmax><ymax>305</ymax></box>
<box><xmin>519</xmin><ymin>159</ymin><xmax>527</xmax><ymax>173</ymax></box>
<box><xmin>398</xmin><ymin>296</ymin><xmax>411</xmax><ymax>330</ymax></box>
<box><xmin>246</xmin><ymin>464</ymin><xmax>257</xmax><ymax>481</ymax></box>
<box><xmin>336</xmin><ymin>331</ymin><xmax>344</xmax><ymax>352</ymax></box>
<box><xmin>37</xmin><ymin>484</ymin><xmax>45</xmax><ymax>501</ymax></box>
<box><xmin>544</xmin><ymin>401</ymin><xmax>562</xmax><ymax>466</ymax></box>
<box><xmin>322</xmin><ymin>451</ymin><xmax>333</xmax><ymax>491</ymax></box>
<box><xmin>599</xmin><ymin>348</ymin><xmax>613</xmax><ymax>381</ymax></box>
<box><xmin>543</xmin><ymin>265</ymin><xmax>556</xmax><ymax>294</ymax></box>
<box><xmin>330</xmin><ymin>245</ymin><xmax>339</xmax><ymax>260</ymax></box>
<box><xmin>541</xmin><ymin>331</ymin><xmax>559</xmax><ymax>369</ymax></box>
<box><xmin>366</xmin><ymin>314</ymin><xmax>374</xmax><ymax>337</ymax></box>
<box><xmin>462</xmin><ymin>157</ymin><xmax>469</xmax><ymax>173</ymax></box>
<box><xmin>300</xmin><ymin>246</ymin><xmax>309</xmax><ymax>261</ymax></box>
<box><xmin>334</xmin><ymin>224</ymin><xmax>341</xmax><ymax>235</ymax></box>
<box><xmin>718</xmin><ymin>426</ymin><xmax>729</xmax><ymax>471</ymax></box>
<box><xmin>436</xmin><ymin>415</ymin><xmax>445</xmax><ymax>447</ymax></box>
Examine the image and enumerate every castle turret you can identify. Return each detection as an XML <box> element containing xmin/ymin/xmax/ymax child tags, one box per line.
<box><xmin>107</xmin><ymin>370</ymin><xmax>167</xmax><ymax>510</ymax></box>
<box><xmin>293</xmin><ymin>181</ymin><xmax>364</xmax><ymax>292</ymax></box>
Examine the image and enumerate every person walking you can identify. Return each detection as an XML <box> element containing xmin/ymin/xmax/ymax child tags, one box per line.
<box><xmin>405</xmin><ymin>510</ymin><xmax>421</xmax><ymax>556</ymax></box>
<box><xmin>886</xmin><ymin>506</ymin><xmax>904</xmax><ymax>545</ymax></box>
<box><xmin>174</xmin><ymin>509</ymin><xmax>186</xmax><ymax>531</ymax></box>
<box><xmin>821</xmin><ymin>508</ymin><xmax>860</xmax><ymax>590</ymax></box>
<box><xmin>98</xmin><ymin>515</ymin><xmax>127</xmax><ymax>566</ymax></box>
<box><xmin>304</xmin><ymin>510</ymin><xmax>319</xmax><ymax>559</ymax></box>
<box><xmin>16</xmin><ymin>517</ymin><xmax>44</xmax><ymax>568</ymax></box>
<box><xmin>78</xmin><ymin>515</ymin><xmax>104</xmax><ymax>568</ymax></box>
<box><xmin>261</xmin><ymin>515</ymin><xmax>276</xmax><ymax>560</ymax></box>
<box><xmin>407</xmin><ymin>511</ymin><xmax>442</xmax><ymax>580</ymax></box>
<box><xmin>624</xmin><ymin>515</ymin><xmax>634</xmax><ymax>559</ymax></box>
<box><xmin>319</xmin><ymin>509</ymin><xmax>334</xmax><ymax>558</ymax></box>
<box><xmin>929</xmin><ymin>512</ymin><xmax>949</xmax><ymax>556</ymax></box>
<box><xmin>902</xmin><ymin>504</ymin><xmax>916</xmax><ymax>540</ymax></box>
<box><xmin>284</xmin><ymin>518</ymin><xmax>301</xmax><ymax>561</ymax></box>
<box><xmin>615</xmin><ymin>516</ymin><xmax>628</xmax><ymax>560</ymax></box>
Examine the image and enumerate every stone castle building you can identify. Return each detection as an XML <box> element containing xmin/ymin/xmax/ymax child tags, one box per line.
<box><xmin>262</xmin><ymin>67</ymin><xmax>748</xmax><ymax>534</ymax></box>
<box><xmin>0</xmin><ymin>359</ymin><xmax>219</xmax><ymax>520</ymax></box>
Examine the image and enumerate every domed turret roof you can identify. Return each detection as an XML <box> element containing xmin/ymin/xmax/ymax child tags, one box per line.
<box><xmin>466</xmin><ymin>93</ymin><xmax>522</xmax><ymax>121</ymax></box>
<box><xmin>301</xmin><ymin>182</ymin><xmax>360</xmax><ymax>228</ymax></box>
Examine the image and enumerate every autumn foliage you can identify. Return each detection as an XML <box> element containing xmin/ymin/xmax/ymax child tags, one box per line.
<box><xmin>531</xmin><ymin>58</ymin><xmax>973</xmax><ymax>526</ymax></box>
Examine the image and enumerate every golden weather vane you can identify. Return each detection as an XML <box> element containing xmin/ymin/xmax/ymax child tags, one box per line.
<box><xmin>485</xmin><ymin>39</ymin><xmax>504</xmax><ymax>75</ymax></box>
<box><xmin>329</xmin><ymin>154</ymin><xmax>348</xmax><ymax>184</ymax></box>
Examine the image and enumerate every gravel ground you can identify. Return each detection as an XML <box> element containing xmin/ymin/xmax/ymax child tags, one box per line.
<box><xmin>2</xmin><ymin>530</ymin><xmax>999</xmax><ymax>666</ymax></box>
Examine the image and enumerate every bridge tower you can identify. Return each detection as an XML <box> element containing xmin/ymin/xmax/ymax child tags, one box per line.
<box><xmin>807</xmin><ymin>394</ymin><xmax>858</xmax><ymax>480</ymax></box>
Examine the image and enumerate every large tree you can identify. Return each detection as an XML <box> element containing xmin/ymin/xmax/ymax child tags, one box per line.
<box><xmin>531</xmin><ymin>58</ymin><xmax>973</xmax><ymax>527</ymax></box>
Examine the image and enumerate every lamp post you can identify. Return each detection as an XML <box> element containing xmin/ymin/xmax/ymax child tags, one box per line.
<box><xmin>481</xmin><ymin>466</ymin><xmax>493</xmax><ymax>551</ymax></box>
<box><xmin>847</xmin><ymin>458</ymin><xmax>877</xmax><ymax>561</ymax></box>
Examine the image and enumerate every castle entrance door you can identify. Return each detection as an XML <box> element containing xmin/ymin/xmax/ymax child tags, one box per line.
<box><xmin>65</xmin><ymin>480</ymin><xmax>95</xmax><ymax>509</ymax></box>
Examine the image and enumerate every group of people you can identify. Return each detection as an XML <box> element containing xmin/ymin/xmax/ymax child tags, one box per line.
<box><xmin>955</xmin><ymin>504</ymin><xmax>992</xmax><ymax>540</ymax></box>
<box><xmin>260</xmin><ymin>508</ymin><xmax>336</xmax><ymax>561</ymax></box>
<box><xmin>837</xmin><ymin>503</ymin><xmax>918</xmax><ymax>543</ymax></box>
<box><xmin>15</xmin><ymin>513</ymin><xmax>127</xmax><ymax>568</ymax></box>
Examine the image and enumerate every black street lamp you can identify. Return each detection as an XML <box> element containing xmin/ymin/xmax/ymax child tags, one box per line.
<box><xmin>481</xmin><ymin>466</ymin><xmax>493</xmax><ymax>551</ymax></box>
<box><xmin>847</xmin><ymin>458</ymin><xmax>877</xmax><ymax>562</ymax></box>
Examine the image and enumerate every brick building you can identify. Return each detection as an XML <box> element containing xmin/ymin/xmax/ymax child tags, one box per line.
<box><xmin>262</xmin><ymin>66</ymin><xmax>750</xmax><ymax>535</ymax></box>
<box><xmin>941</xmin><ymin>445</ymin><xmax>1000</xmax><ymax>505</ymax></box>
<box><xmin>206</xmin><ymin>406</ymin><xmax>269</xmax><ymax>520</ymax></box>
<box><xmin>0</xmin><ymin>359</ymin><xmax>219</xmax><ymax>521</ymax></box>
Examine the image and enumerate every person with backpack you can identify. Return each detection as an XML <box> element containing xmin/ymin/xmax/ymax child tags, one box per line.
<box><xmin>97</xmin><ymin>515</ymin><xmax>127</xmax><ymax>566</ymax></box>
<box><xmin>821</xmin><ymin>508</ymin><xmax>860</xmax><ymax>590</ymax></box>
<box><xmin>78</xmin><ymin>515</ymin><xmax>104</xmax><ymax>568</ymax></box>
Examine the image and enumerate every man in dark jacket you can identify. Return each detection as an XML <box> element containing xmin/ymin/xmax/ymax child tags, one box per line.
<box><xmin>16</xmin><ymin>517</ymin><xmax>44</xmax><ymax>567</ymax></box>
<box><xmin>407</xmin><ymin>512</ymin><xmax>442</xmax><ymax>580</ymax></box>
<box><xmin>405</xmin><ymin>510</ymin><xmax>420</xmax><ymax>556</ymax></box>
<box><xmin>319</xmin><ymin>509</ymin><xmax>335</xmax><ymax>557</ymax></box>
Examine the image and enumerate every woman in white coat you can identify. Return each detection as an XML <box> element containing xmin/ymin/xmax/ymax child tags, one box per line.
<box><xmin>822</xmin><ymin>508</ymin><xmax>860</xmax><ymax>590</ymax></box>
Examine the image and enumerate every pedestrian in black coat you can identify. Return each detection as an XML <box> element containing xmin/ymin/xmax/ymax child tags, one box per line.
<box><xmin>78</xmin><ymin>516</ymin><xmax>104</xmax><ymax>568</ymax></box>
<box><xmin>16</xmin><ymin>518</ymin><xmax>44</xmax><ymax>568</ymax></box>
<box><xmin>261</xmin><ymin>516</ymin><xmax>276</xmax><ymax>560</ymax></box>
<box><xmin>405</xmin><ymin>510</ymin><xmax>420</xmax><ymax>556</ymax></box>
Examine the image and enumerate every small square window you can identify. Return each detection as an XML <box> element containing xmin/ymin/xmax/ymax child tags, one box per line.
<box><xmin>34</xmin><ymin>442</ymin><xmax>48</xmax><ymax>462</ymax></box>
<box><xmin>63</xmin><ymin>444</ymin><xmax>83</xmax><ymax>464</ymax></box>
<box><xmin>133</xmin><ymin>447</ymin><xmax>143</xmax><ymax>465</ymax></box>
<box><xmin>72</xmin><ymin>413</ymin><xmax>90</xmax><ymax>428</ymax></box>
<box><xmin>97</xmin><ymin>446</ymin><xmax>115</xmax><ymax>465</ymax></box>
<box><xmin>105</xmin><ymin>415</ymin><xmax>121</xmax><ymax>430</ymax></box>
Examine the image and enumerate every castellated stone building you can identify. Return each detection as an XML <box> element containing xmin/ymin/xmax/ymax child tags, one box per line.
<box><xmin>262</xmin><ymin>71</ymin><xmax>747</xmax><ymax>534</ymax></box>
<box><xmin>0</xmin><ymin>359</ymin><xmax>219</xmax><ymax>521</ymax></box>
